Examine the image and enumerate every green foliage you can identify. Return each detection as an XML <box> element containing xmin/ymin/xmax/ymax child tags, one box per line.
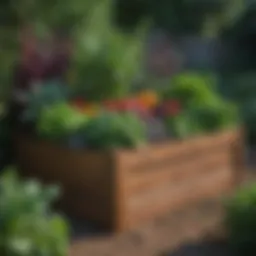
<box><xmin>115</xmin><ymin>0</ymin><xmax>148</xmax><ymax>31</ymax></box>
<box><xmin>188</xmin><ymin>101</ymin><xmax>238</xmax><ymax>132</ymax></box>
<box><xmin>221</xmin><ymin>73</ymin><xmax>256</xmax><ymax>102</ymax></box>
<box><xmin>2</xmin><ymin>0</ymin><xmax>245</xmax><ymax>35</ymax></box>
<box><xmin>0</xmin><ymin>167</ymin><xmax>69</xmax><ymax>256</ymax></box>
<box><xmin>5</xmin><ymin>0</ymin><xmax>96</xmax><ymax>34</ymax></box>
<box><xmin>0</xmin><ymin>28</ymin><xmax>19</xmax><ymax>100</ymax></box>
<box><xmin>149</xmin><ymin>0</ymin><xmax>224</xmax><ymax>34</ymax></box>
<box><xmin>241</xmin><ymin>101</ymin><xmax>256</xmax><ymax>143</ymax></box>
<box><xmin>115</xmin><ymin>0</ymin><xmax>246</xmax><ymax>35</ymax></box>
<box><xmin>165</xmin><ymin>102</ymin><xmax>238</xmax><ymax>139</ymax></box>
<box><xmin>225</xmin><ymin>184</ymin><xmax>256</xmax><ymax>256</ymax></box>
<box><xmin>162</xmin><ymin>72</ymin><xmax>238</xmax><ymax>138</ymax></box>
<box><xmin>0</xmin><ymin>0</ymin><xmax>148</xmax><ymax>101</ymax></box>
<box><xmin>81</xmin><ymin>111</ymin><xmax>147</xmax><ymax>149</ymax></box>
<box><xmin>0</xmin><ymin>104</ymin><xmax>9</xmax><ymax>144</ymax></box>
<box><xmin>161</xmin><ymin>73</ymin><xmax>220</xmax><ymax>107</ymax></box>
<box><xmin>37</xmin><ymin>102</ymin><xmax>89</xmax><ymax>140</ymax></box>
<box><xmin>70</xmin><ymin>0</ymin><xmax>148</xmax><ymax>101</ymax></box>
<box><xmin>165</xmin><ymin>112</ymin><xmax>200</xmax><ymax>139</ymax></box>
<box><xmin>22</xmin><ymin>80</ymin><xmax>69</xmax><ymax>122</ymax></box>
<box><xmin>220</xmin><ymin>72</ymin><xmax>256</xmax><ymax>143</ymax></box>
<box><xmin>35</xmin><ymin>102</ymin><xmax>147</xmax><ymax>149</ymax></box>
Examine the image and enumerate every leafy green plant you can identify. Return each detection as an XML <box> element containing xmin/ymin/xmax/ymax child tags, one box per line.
<box><xmin>225</xmin><ymin>184</ymin><xmax>256</xmax><ymax>256</ymax></box>
<box><xmin>22</xmin><ymin>80</ymin><xmax>69</xmax><ymax>123</ymax></box>
<box><xmin>70</xmin><ymin>0</ymin><xmax>148</xmax><ymax>101</ymax></box>
<box><xmin>161</xmin><ymin>72</ymin><xmax>220</xmax><ymax>107</ymax></box>
<box><xmin>0</xmin><ymin>167</ymin><xmax>69</xmax><ymax>256</ymax></box>
<box><xmin>188</xmin><ymin>101</ymin><xmax>238</xmax><ymax>132</ymax></box>
<box><xmin>161</xmin><ymin>72</ymin><xmax>238</xmax><ymax>138</ymax></box>
<box><xmin>164</xmin><ymin>112</ymin><xmax>200</xmax><ymax>139</ymax></box>
<box><xmin>37</xmin><ymin>102</ymin><xmax>89</xmax><ymax>140</ymax></box>
<box><xmin>81</xmin><ymin>111</ymin><xmax>147</xmax><ymax>149</ymax></box>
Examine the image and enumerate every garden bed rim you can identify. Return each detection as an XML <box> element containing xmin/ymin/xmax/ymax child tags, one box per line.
<box><xmin>14</xmin><ymin>128</ymin><xmax>241</xmax><ymax>155</ymax></box>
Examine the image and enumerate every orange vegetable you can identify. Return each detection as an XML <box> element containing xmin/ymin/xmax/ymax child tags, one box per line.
<box><xmin>83</xmin><ymin>104</ymin><xmax>100</xmax><ymax>116</ymax></box>
<box><xmin>137</xmin><ymin>90</ymin><xmax>159</xmax><ymax>109</ymax></box>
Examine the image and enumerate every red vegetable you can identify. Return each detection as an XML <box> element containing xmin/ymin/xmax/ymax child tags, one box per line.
<box><xmin>160</xmin><ymin>100</ymin><xmax>182</xmax><ymax>117</ymax></box>
<box><xmin>70</xmin><ymin>98</ymin><xmax>87</xmax><ymax>110</ymax></box>
<box><xmin>104</xmin><ymin>100</ymin><xmax>121</xmax><ymax>111</ymax></box>
<box><xmin>19</xmin><ymin>26</ymin><xmax>72</xmax><ymax>81</ymax></box>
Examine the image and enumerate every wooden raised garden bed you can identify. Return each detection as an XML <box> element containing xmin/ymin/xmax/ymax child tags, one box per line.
<box><xmin>14</xmin><ymin>129</ymin><xmax>245</xmax><ymax>232</ymax></box>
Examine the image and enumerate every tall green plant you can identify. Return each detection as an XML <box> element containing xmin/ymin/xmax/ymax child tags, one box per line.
<box><xmin>70</xmin><ymin>0</ymin><xmax>148</xmax><ymax>101</ymax></box>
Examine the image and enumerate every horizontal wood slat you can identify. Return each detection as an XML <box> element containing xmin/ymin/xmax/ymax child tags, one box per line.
<box><xmin>125</xmin><ymin>150</ymin><xmax>231</xmax><ymax>196</ymax></box>
<box><xmin>116</xmin><ymin>130</ymin><xmax>237</xmax><ymax>171</ymax></box>
<box><xmin>16</xmin><ymin>135</ymin><xmax>112</xmax><ymax>186</ymax></box>
<box><xmin>125</xmin><ymin>168</ymin><xmax>232</xmax><ymax>227</ymax></box>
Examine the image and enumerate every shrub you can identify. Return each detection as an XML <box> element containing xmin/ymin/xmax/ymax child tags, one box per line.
<box><xmin>225</xmin><ymin>184</ymin><xmax>256</xmax><ymax>256</ymax></box>
<box><xmin>0</xmin><ymin>168</ymin><xmax>69</xmax><ymax>256</ymax></box>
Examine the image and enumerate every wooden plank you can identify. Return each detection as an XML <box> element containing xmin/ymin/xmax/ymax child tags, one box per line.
<box><xmin>117</xmin><ymin>130</ymin><xmax>238</xmax><ymax>170</ymax></box>
<box><xmin>125</xmin><ymin>168</ymin><xmax>232</xmax><ymax>228</ymax></box>
<box><xmin>15</xmin><ymin>134</ymin><xmax>116</xmax><ymax>229</ymax></box>
<box><xmin>125</xmin><ymin>150</ymin><xmax>231</xmax><ymax>196</ymax></box>
<box><xmin>128</xmin><ymin>144</ymin><xmax>231</xmax><ymax>174</ymax></box>
<box><xmin>16</xmin><ymin>135</ymin><xmax>111</xmax><ymax>186</ymax></box>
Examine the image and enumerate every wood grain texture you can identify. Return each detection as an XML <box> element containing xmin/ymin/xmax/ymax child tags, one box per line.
<box><xmin>14</xmin><ymin>129</ymin><xmax>243</xmax><ymax>232</ymax></box>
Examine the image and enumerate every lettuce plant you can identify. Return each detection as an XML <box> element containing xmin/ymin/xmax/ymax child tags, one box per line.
<box><xmin>81</xmin><ymin>111</ymin><xmax>147</xmax><ymax>149</ymax></box>
<box><xmin>36</xmin><ymin>102</ymin><xmax>89</xmax><ymax>141</ymax></box>
<box><xmin>161</xmin><ymin>72</ymin><xmax>238</xmax><ymax>138</ymax></box>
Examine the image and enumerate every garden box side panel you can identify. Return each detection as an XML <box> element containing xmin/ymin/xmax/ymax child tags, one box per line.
<box><xmin>14</xmin><ymin>129</ymin><xmax>244</xmax><ymax>232</ymax></box>
<box><xmin>14</xmin><ymin>135</ymin><xmax>117</xmax><ymax>230</ymax></box>
<box><xmin>115</xmin><ymin>129</ymin><xmax>244</xmax><ymax>231</ymax></box>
